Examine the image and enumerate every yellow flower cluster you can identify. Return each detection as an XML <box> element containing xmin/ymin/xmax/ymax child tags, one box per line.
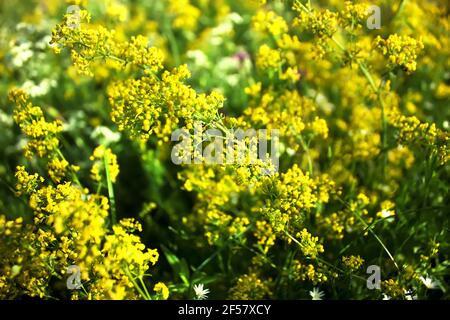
<box><xmin>388</xmin><ymin>110</ymin><xmax>450</xmax><ymax>164</ymax></box>
<box><xmin>260</xmin><ymin>165</ymin><xmax>334</xmax><ymax>234</ymax></box>
<box><xmin>204</xmin><ymin>208</ymin><xmax>250</xmax><ymax>245</ymax></box>
<box><xmin>90</xmin><ymin>145</ymin><xmax>120</xmax><ymax>183</ymax></box>
<box><xmin>4</xmin><ymin>165</ymin><xmax>165</xmax><ymax>299</ymax></box>
<box><xmin>256</xmin><ymin>44</ymin><xmax>281</xmax><ymax>70</ymax></box>
<box><xmin>295</xmin><ymin>228</ymin><xmax>324</xmax><ymax>259</ymax></box>
<box><xmin>48</xmin><ymin>158</ymin><xmax>80</xmax><ymax>184</ymax></box>
<box><xmin>382</xmin><ymin>279</ymin><xmax>405</xmax><ymax>299</ymax></box>
<box><xmin>317</xmin><ymin>192</ymin><xmax>375</xmax><ymax>241</ymax></box>
<box><xmin>339</xmin><ymin>1</ymin><xmax>370</xmax><ymax>29</ymax></box>
<box><xmin>9</xmin><ymin>89</ymin><xmax>62</xmax><ymax>159</ymax></box>
<box><xmin>347</xmin><ymin>105</ymin><xmax>382</xmax><ymax>160</ymax></box>
<box><xmin>93</xmin><ymin>219</ymin><xmax>160</xmax><ymax>299</ymax></box>
<box><xmin>229</xmin><ymin>273</ymin><xmax>271</xmax><ymax>299</ymax></box>
<box><xmin>387</xmin><ymin>145</ymin><xmax>415</xmax><ymax>181</ymax></box>
<box><xmin>167</xmin><ymin>0</ymin><xmax>200</xmax><ymax>31</ymax></box>
<box><xmin>317</xmin><ymin>212</ymin><xmax>345</xmax><ymax>240</ymax></box>
<box><xmin>375</xmin><ymin>34</ymin><xmax>424</xmax><ymax>73</ymax></box>
<box><xmin>342</xmin><ymin>255</ymin><xmax>365</xmax><ymax>271</ymax></box>
<box><xmin>376</xmin><ymin>200</ymin><xmax>396</xmax><ymax>219</ymax></box>
<box><xmin>154</xmin><ymin>282</ymin><xmax>170</xmax><ymax>300</ymax></box>
<box><xmin>1</xmin><ymin>89</ymin><xmax>167</xmax><ymax>299</ymax></box>
<box><xmin>15</xmin><ymin>166</ymin><xmax>44</xmax><ymax>196</ymax></box>
<box><xmin>252</xmin><ymin>10</ymin><xmax>288</xmax><ymax>37</ymax></box>
<box><xmin>51</xmin><ymin>10</ymin><xmax>164</xmax><ymax>75</ymax></box>
<box><xmin>293</xmin><ymin>6</ymin><xmax>337</xmax><ymax>39</ymax></box>
<box><xmin>254</xmin><ymin>220</ymin><xmax>276</xmax><ymax>254</ymax></box>
<box><xmin>107</xmin><ymin>64</ymin><xmax>224</xmax><ymax>142</ymax></box>
<box><xmin>242</xmin><ymin>89</ymin><xmax>326</xmax><ymax>151</ymax></box>
<box><xmin>292</xmin><ymin>260</ymin><xmax>334</xmax><ymax>284</ymax></box>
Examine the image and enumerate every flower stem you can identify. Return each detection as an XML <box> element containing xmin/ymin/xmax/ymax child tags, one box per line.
<box><xmin>104</xmin><ymin>151</ymin><xmax>117</xmax><ymax>225</ymax></box>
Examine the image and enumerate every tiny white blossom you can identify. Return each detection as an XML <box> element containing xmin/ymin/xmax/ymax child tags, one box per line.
<box><xmin>21</xmin><ymin>79</ymin><xmax>56</xmax><ymax>97</ymax></box>
<box><xmin>186</xmin><ymin>50</ymin><xmax>210</xmax><ymax>68</ymax></box>
<box><xmin>404</xmin><ymin>290</ymin><xmax>417</xmax><ymax>300</ymax></box>
<box><xmin>193</xmin><ymin>283</ymin><xmax>210</xmax><ymax>300</ymax></box>
<box><xmin>11</xmin><ymin>42</ymin><xmax>33</xmax><ymax>67</ymax></box>
<box><xmin>420</xmin><ymin>275</ymin><xmax>439</xmax><ymax>289</ymax></box>
<box><xmin>379</xmin><ymin>209</ymin><xmax>395</xmax><ymax>218</ymax></box>
<box><xmin>91</xmin><ymin>126</ymin><xmax>122</xmax><ymax>145</ymax></box>
<box><xmin>227</xmin><ymin>13</ymin><xmax>243</xmax><ymax>24</ymax></box>
<box><xmin>382</xmin><ymin>294</ymin><xmax>391</xmax><ymax>300</ymax></box>
<box><xmin>309</xmin><ymin>287</ymin><xmax>325</xmax><ymax>300</ymax></box>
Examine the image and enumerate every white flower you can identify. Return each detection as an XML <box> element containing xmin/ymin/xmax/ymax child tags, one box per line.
<box><xmin>210</xmin><ymin>21</ymin><xmax>233</xmax><ymax>42</ymax></box>
<box><xmin>227</xmin><ymin>13</ymin><xmax>243</xmax><ymax>24</ymax></box>
<box><xmin>404</xmin><ymin>290</ymin><xmax>417</xmax><ymax>300</ymax></box>
<box><xmin>420</xmin><ymin>275</ymin><xmax>439</xmax><ymax>289</ymax></box>
<box><xmin>91</xmin><ymin>126</ymin><xmax>122</xmax><ymax>145</ymax></box>
<box><xmin>36</xmin><ymin>35</ymin><xmax>52</xmax><ymax>50</ymax></box>
<box><xmin>379</xmin><ymin>209</ymin><xmax>395</xmax><ymax>218</ymax></box>
<box><xmin>21</xmin><ymin>79</ymin><xmax>56</xmax><ymax>97</ymax></box>
<box><xmin>309</xmin><ymin>287</ymin><xmax>325</xmax><ymax>300</ymax></box>
<box><xmin>193</xmin><ymin>283</ymin><xmax>210</xmax><ymax>300</ymax></box>
<box><xmin>382</xmin><ymin>294</ymin><xmax>391</xmax><ymax>300</ymax></box>
<box><xmin>217</xmin><ymin>57</ymin><xmax>240</xmax><ymax>72</ymax></box>
<box><xmin>225</xmin><ymin>74</ymin><xmax>239</xmax><ymax>86</ymax></box>
<box><xmin>0</xmin><ymin>110</ymin><xmax>13</xmax><ymax>126</ymax></box>
<box><xmin>10</xmin><ymin>42</ymin><xmax>33</xmax><ymax>67</ymax></box>
<box><xmin>186</xmin><ymin>50</ymin><xmax>210</xmax><ymax>68</ymax></box>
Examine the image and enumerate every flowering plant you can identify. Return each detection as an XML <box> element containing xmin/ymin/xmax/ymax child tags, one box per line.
<box><xmin>0</xmin><ymin>0</ymin><xmax>449</xmax><ymax>300</ymax></box>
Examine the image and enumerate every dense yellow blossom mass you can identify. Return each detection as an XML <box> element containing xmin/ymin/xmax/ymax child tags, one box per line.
<box><xmin>0</xmin><ymin>0</ymin><xmax>449</xmax><ymax>300</ymax></box>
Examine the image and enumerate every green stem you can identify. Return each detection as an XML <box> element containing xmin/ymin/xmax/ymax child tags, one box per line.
<box><xmin>284</xmin><ymin>231</ymin><xmax>367</xmax><ymax>282</ymax></box>
<box><xmin>337</xmin><ymin>197</ymin><xmax>400</xmax><ymax>271</ymax></box>
<box><xmin>104</xmin><ymin>151</ymin><xmax>117</xmax><ymax>225</ymax></box>
<box><xmin>359</xmin><ymin>62</ymin><xmax>389</xmax><ymax>174</ymax></box>
<box><xmin>298</xmin><ymin>135</ymin><xmax>313</xmax><ymax>175</ymax></box>
<box><xmin>124</xmin><ymin>266</ymin><xmax>150</xmax><ymax>300</ymax></box>
<box><xmin>139</xmin><ymin>276</ymin><xmax>152</xmax><ymax>300</ymax></box>
<box><xmin>164</xmin><ymin>20</ymin><xmax>181</xmax><ymax>66</ymax></box>
<box><xmin>56</xmin><ymin>148</ymin><xmax>82</xmax><ymax>187</ymax></box>
<box><xmin>392</xmin><ymin>0</ymin><xmax>407</xmax><ymax>22</ymax></box>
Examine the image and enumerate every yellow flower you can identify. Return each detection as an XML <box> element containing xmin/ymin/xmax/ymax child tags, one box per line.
<box><xmin>376</xmin><ymin>200</ymin><xmax>396</xmax><ymax>219</ymax></box>
<box><xmin>252</xmin><ymin>10</ymin><xmax>288</xmax><ymax>37</ymax></box>
<box><xmin>229</xmin><ymin>273</ymin><xmax>271</xmax><ymax>299</ymax></box>
<box><xmin>375</xmin><ymin>34</ymin><xmax>424</xmax><ymax>73</ymax></box>
<box><xmin>15</xmin><ymin>166</ymin><xmax>44</xmax><ymax>196</ymax></box>
<box><xmin>293</xmin><ymin>7</ymin><xmax>338</xmax><ymax>38</ymax></box>
<box><xmin>153</xmin><ymin>282</ymin><xmax>169</xmax><ymax>300</ymax></box>
<box><xmin>167</xmin><ymin>0</ymin><xmax>200</xmax><ymax>31</ymax></box>
<box><xmin>342</xmin><ymin>255</ymin><xmax>365</xmax><ymax>271</ymax></box>
<box><xmin>9</xmin><ymin>89</ymin><xmax>62</xmax><ymax>159</ymax></box>
<box><xmin>90</xmin><ymin>145</ymin><xmax>120</xmax><ymax>183</ymax></box>
<box><xmin>256</xmin><ymin>45</ymin><xmax>281</xmax><ymax>70</ymax></box>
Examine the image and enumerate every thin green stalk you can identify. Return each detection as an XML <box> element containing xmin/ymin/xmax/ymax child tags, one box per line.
<box><xmin>96</xmin><ymin>181</ymin><xmax>103</xmax><ymax>195</ymax></box>
<box><xmin>164</xmin><ymin>21</ymin><xmax>181</xmax><ymax>66</ymax></box>
<box><xmin>393</xmin><ymin>0</ymin><xmax>407</xmax><ymax>22</ymax></box>
<box><xmin>336</xmin><ymin>197</ymin><xmax>400</xmax><ymax>271</ymax></box>
<box><xmin>298</xmin><ymin>135</ymin><xmax>313</xmax><ymax>175</ymax></box>
<box><xmin>56</xmin><ymin>148</ymin><xmax>82</xmax><ymax>188</ymax></box>
<box><xmin>80</xmin><ymin>284</ymin><xmax>89</xmax><ymax>297</ymax></box>
<box><xmin>124</xmin><ymin>266</ymin><xmax>150</xmax><ymax>300</ymax></box>
<box><xmin>104</xmin><ymin>151</ymin><xmax>117</xmax><ymax>225</ymax></box>
<box><xmin>359</xmin><ymin>62</ymin><xmax>389</xmax><ymax>174</ymax></box>
<box><xmin>139</xmin><ymin>276</ymin><xmax>152</xmax><ymax>300</ymax></box>
<box><xmin>284</xmin><ymin>231</ymin><xmax>367</xmax><ymax>282</ymax></box>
